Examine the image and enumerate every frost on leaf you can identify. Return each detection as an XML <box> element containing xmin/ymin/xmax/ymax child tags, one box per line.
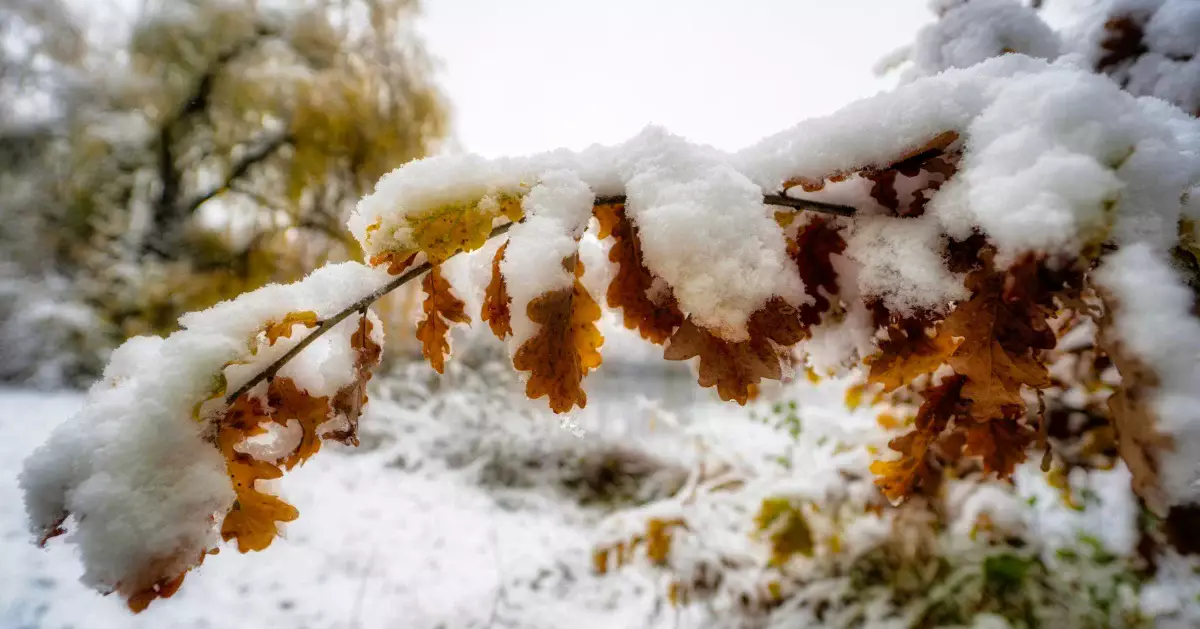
<box><xmin>871</xmin><ymin>375</ymin><xmax>965</xmax><ymax>502</ymax></box>
<box><xmin>594</xmin><ymin>202</ymin><xmax>684</xmax><ymax>344</ymax></box>
<box><xmin>416</xmin><ymin>265</ymin><xmax>470</xmax><ymax>374</ymax></box>
<box><xmin>481</xmin><ymin>242</ymin><xmax>513</xmax><ymax>340</ymax></box>
<box><xmin>512</xmin><ymin>256</ymin><xmax>604</xmax><ymax>414</ymax></box>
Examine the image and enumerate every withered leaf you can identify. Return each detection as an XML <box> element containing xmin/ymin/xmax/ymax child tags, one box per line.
<box><xmin>264</xmin><ymin>311</ymin><xmax>318</xmax><ymax>346</ymax></box>
<box><xmin>595</xmin><ymin>202</ymin><xmax>683</xmax><ymax>344</ymax></box>
<box><xmin>513</xmin><ymin>257</ymin><xmax>604</xmax><ymax>413</ymax></box>
<box><xmin>416</xmin><ymin>265</ymin><xmax>470</xmax><ymax>374</ymax></box>
<box><xmin>480</xmin><ymin>242</ymin><xmax>513</xmax><ymax>339</ymax></box>
<box><xmin>329</xmin><ymin>314</ymin><xmax>382</xmax><ymax>447</ymax></box>
<box><xmin>664</xmin><ymin>317</ymin><xmax>780</xmax><ymax>405</ymax></box>
<box><xmin>369</xmin><ymin>251</ymin><xmax>418</xmax><ymax>276</ymax></box>
<box><xmin>962</xmin><ymin>418</ymin><xmax>1035</xmax><ymax>478</ymax></box>
<box><xmin>943</xmin><ymin>265</ymin><xmax>1053</xmax><ymax>421</ymax></box>
<box><xmin>788</xmin><ymin>217</ymin><xmax>846</xmax><ymax>324</ymax></box>
<box><xmin>268</xmin><ymin>377</ymin><xmax>332</xmax><ymax>470</ymax></box>
<box><xmin>871</xmin><ymin>375</ymin><xmax>965</xmax><ymax>502</ymax></box>
<box><xmin>867</xmin><ymin>316</ymin><xmax>961</xmax><ymax>393</ymax></box>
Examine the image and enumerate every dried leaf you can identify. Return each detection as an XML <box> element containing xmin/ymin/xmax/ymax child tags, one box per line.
<box><xmin>513</xmin><ymin>257</ymin><xmax>604</xmax><ymax>413</ymax></box>
<box><xmin>871</xmin><ymin>375</ymin><xmax>965</xmax><ymax>502</ymax></box>
<box><xmin>596</xmin><ymin>202</ymin><xmax>684</xmax><ymax>344</ymax></box>
<box><xmin>369</xmin><ymin>251</ymin><xmax>417</xmax><ymax>276</ymax></box>
<box><xmin>329</xmin><ymin>314</ymin><xmax>382</xmax><ymax>447</ymax></box>
<box><xmin>962</xmin><ymin>418</ymin><xmax>1035</xmax><ymax>478</ymax></box>
<box><xmin>264</xmin><ymin>311</ymin><xmax>318</xmax><ymax>346</ymax></box>
<box><xmin>416</xmin><ymin>265</ymin><xmax>470</xmax><ymax>374</ymax></box>
<box><xmin>788</xmin><ymin>217</ymin><xmax>846</xmax><ymax>324</ymax></box>
<box><xmin>217</xmin><ymin>402</ymin><xmax>299</xmax><ymax>553</ymax></box>
<box><xmin>268</xmin><ymin>378</ymin><xmax>332</xmax><ymax>470</ymax></box>
<box><xmin>664</xmin><ymin>318</ymin><xmax>780</xmax><ymax>405</ymax></box>
<box><xmin>480</xmin><ymin>242</ymin><xmax>512</xmax><ymax>339</ymax></box>
<box><xmin>943</xmin><ymin>266</ymin><xmax>1053</xmax><ymax>421</ymax></box>
<box><xmin>868</xmin><ymin>316</ymin><xmax>961</xmax><ymax>392</ymax></box>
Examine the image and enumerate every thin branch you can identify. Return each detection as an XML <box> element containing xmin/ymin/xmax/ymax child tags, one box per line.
<box><xmin>224</xmin><ymin>194</ymin><xmax>857</xmax><ymax>405</ymax></box>
<box><xmin>181</xmin><ymin>132</ymin><xmax>293</xmax><ymax>215</ymax></box>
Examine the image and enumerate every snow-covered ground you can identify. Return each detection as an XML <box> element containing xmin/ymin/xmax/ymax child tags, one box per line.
<box><xmin>0</xmin><ymin>381</ymin><xmax>686</xmax><ymax>629</ymax></box>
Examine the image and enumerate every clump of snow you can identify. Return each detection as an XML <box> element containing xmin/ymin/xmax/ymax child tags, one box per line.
<box><xmin>1093</xmin><ymin>243</ymin><xmax>1200</xmax><ymax>507</ymax></box>
<box><xmin>501</xmin><ymin>170</ymin><xmax>595</xmax><ymax>349</ymax></box>
<box><xmin>20</xmin><ymin>261</ymin><xmax>391</xmax><ymax>597</ymax></box>
<box><xmin>619</xmin><ymin>129</ymin><xmax>806</xmax><ymax>340</ymax></box>
<box><xmin>910</xmin><ymin>0</ymin><xmax>1061</xmax><ymax>77</ymax></box>
<box><xmin>845</xmin><ymin>215</ymin><xmax>968</xmax><ymax>315</ymax></box>
<box><xmin>1076</xmin><ymin>0</ymin><xmax>1200</xmax><ymax>114</ymax></box>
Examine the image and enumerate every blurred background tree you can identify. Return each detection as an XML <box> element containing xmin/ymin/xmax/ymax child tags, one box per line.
<box><xmin>0</xmin><ymin>0</ymin><xmax>446</xmax><ymax>386</ymax></box>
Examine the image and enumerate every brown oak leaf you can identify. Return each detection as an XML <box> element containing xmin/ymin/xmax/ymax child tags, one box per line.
<box><xmin>329</xmin><ymin>314</ymin><xmax>382</xmax><ymax>447</ymax></box>
<box><xmin>595</xmin><ymin>202</ymin><xmax>684</xmax><ymax>344</ymax></box>
<box><xmin>416</xmin><ymin>265</ymin><xmax>470</xmax><ymax>374</ymax></box>
<box><xmin>664</xmin><ymin>317</ymin><xmax>780</xmax><ymax>405</ymax></box>
<box><xmin>942</xmin><ymin>265</ymin><xmax>1053</xmax><ymax>421</ymax></box>
<box><xmin>788</xmin><ymin>217</ymin><xmax>846</xmax><ymax>324</ymax></box>
<box><xmin>513</xmin><ymin>257</ymin><xmax>604</xmax><ymax>413</ymax></box>
<box><xmin>871</xmin><ymin>375</ymin><xmax>965</xmax><ymax>502</ymax></box>
<box><xmin>480</xmin><ymin>242</ymin><xmax>513</xmax><ymax>339</ymax></box>
<box><xmin>216</xmin><ymin>402</ymin><xmax>299</xmax><ymax>553</ymax></box>
<box><xmin>867</xmin><ymin>315</ymin><xmax>961</xmax><ymax>393</ymax></box>
<box><xmin>962</xmin><ymin>418</ymin><xmax>1035</xmax><ymax>478</ymax></box>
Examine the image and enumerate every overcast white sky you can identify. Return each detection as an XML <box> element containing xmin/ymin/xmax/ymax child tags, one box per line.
<box><xmin>417</xmin><ymin>0</ymin><xmax>934</xmax><ymax>157</ymax></box>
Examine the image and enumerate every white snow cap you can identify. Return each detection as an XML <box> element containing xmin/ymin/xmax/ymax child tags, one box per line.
<box><xmin>911</xmin><ymin>0</ymin><xmax>1061</xmax><ymax>77</ymax></box>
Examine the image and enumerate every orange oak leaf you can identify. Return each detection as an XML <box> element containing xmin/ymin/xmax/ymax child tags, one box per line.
<box><xmin>216</xmin><ymin>399</ymin><xmax>299</xmax><ymax>553</ymax></box>
<box><xmin>369</xmin><ymin>251</ymin><xmax>417</xmax><ymax>276</ymax></box>
<box><xmin>595</xmin><ymin>202</ymin><xmax>684</xmax><ymax>344</ymax></box>
<box><xmin>219</xmin><ymin>450</ymin><xmax>299</xmax><ymax>553</ymax></box>
<box><xmin>867</xmin><ymin>316</ymin><xmax>962</xmax><ymax>393</ymax></box>
<box><xmin>267</xmin><ymin>377</ymin><xmax>333</xmax><ymax>470</ymax></box>
<box><xmin>512</xmin><ymin>257</ymin><xmax>604</xmax><ymax>413</ymax></box>
<box><xmin>870</xmin><ymin>375</ymin><xmax>965</xmax><ymax>502</ymax></box>
<box><xmin>481</xmin><ymin>242</ymin><xmax>513</xmax><ymax>339</ymax></box>
<box><xmin>264</xmin><ymin>311</ymin><xmax>318</xmax><ymax>346</ymax></box>
<box><xmin>416</xmin><ymin>265</ymin><xmax>470</xmax><ymax>374</ymax></box>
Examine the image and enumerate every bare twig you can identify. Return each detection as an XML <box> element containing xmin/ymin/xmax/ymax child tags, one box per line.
<box><xmin>224</xmin><ymin>194</ymin><xmax>856</xmax><ymax>405</ymax></box>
